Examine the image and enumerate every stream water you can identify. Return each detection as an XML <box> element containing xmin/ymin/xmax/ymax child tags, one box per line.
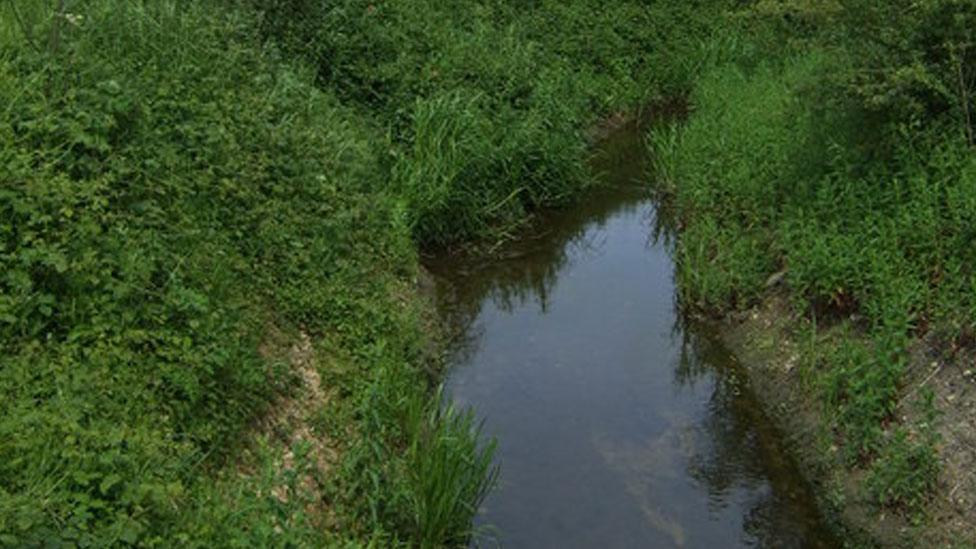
<box><xmin>426</xmin><ymin>121</ymin><xmax>836</xmax><ymax>548</ymax></box>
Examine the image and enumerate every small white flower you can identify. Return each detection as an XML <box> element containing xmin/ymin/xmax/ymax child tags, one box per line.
<box><xmin>62</xmin><ymin>13</ymin><xmax>84</xmax><ymax>26</ymax></box>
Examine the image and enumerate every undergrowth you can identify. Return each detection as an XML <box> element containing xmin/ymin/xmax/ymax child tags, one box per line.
<box><xmin>255</xmin><ymin>0</ymin><xmax>737</xmax><ymax>247</ymax></box>
<box><xmin>0</xmin><ymin>0</ymin><xmax>731</xmax><ymax>545</ymax></box>
<box><xmin>0</xmin><ymin>1</ymin><xmax>494</xmax><ymax>545</ymax></box>
<box><xmin>652</xmin><ymin>0</ymin><xmax>975</xmax><ymax>521</ymax></box>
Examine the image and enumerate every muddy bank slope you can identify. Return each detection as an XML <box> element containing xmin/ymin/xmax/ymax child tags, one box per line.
<box><xmin>713</xmin><ymin>293</ymin><xmax>976</xmax><ymax>548</ymax></box>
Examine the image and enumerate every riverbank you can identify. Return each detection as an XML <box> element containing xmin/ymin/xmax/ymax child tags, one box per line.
<box><xmin>650</xmin><ymin>2</ymin><xmax>976</xmax><ymax>546</ymax></box>
<box><xmin>5</xmin><ymin>1</ymin><xmax>973</xmax><ymax>545</ymax></box>
<box><xmin>711</xmin><ymin>293</ymin><xmax>976</xmax><ymax>547</ymax></box>
<box><xmin>0</xmin><ymin>0</ymin><xmax>732</xmax><ymax>545</ymax></box>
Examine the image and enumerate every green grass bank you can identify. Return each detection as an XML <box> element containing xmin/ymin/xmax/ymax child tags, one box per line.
<box><xmin>650</xmin><ymin>1</ymin><xmax>976</xmax><ymax>545</ymax></box>
<box><xmin>0</xmin><ymin>0</ymin><xmax>731</xmax><ymax>545</ymax></box>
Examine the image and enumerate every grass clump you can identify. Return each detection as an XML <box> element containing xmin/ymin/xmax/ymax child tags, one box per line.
<box><xmin>404</xmin><ymin>397</ymin><xmax>498</xmax><ymax>547</ymax></box>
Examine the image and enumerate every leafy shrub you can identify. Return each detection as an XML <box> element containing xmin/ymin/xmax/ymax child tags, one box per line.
<box><xmin>836</xmin><ymin>0</ymin><xmax>976</xmax><ymax>142</ymax></box>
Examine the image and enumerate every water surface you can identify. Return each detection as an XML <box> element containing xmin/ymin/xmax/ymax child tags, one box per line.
<box><xmin>427</xmin><ymin>122</ymin><xmax>835</xmax><ymax>548</ymax></box>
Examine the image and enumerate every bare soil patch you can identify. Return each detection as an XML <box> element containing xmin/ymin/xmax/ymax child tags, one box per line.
<box><xmin>716</xmin><ymin>292</ymin><xmax>976</xmax><ymax>547</ymax></box>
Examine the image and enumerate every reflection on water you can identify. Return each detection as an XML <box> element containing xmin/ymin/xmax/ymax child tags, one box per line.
<box><xmin>426</xmin><ymin>121</ymin><xmax>836</xmax><ymax>548</ymax></box>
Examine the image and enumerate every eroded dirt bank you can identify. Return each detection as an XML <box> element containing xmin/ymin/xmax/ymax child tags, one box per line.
<box><xmin>713</xmin><ymin>293</ymin><xmax>976</xmax><ymax>547</ymax></box>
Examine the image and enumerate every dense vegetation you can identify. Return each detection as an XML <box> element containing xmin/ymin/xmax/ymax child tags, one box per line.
<box><xmin>0</xmin><ymin>0</ymin><xmax>728</xmax><ymax>545</ymax></box>
<box><xmin>653</xmin><ymin>0</ymin><xmax>975</xmax><ymax>522</ymax></box>
<box><xmin>255</xmin><ymin>0</ymin><xmax>730</xmax><ymax>247</ymax></box>
<box><xmin>5</xmin><ymin>0</ymin><xmax>972</xmax><ymax>545</ymax></box>
<box><xmin>1</xmin><ymin>2</ymin><xmax>476</xmax><ymax>545</ymax></box>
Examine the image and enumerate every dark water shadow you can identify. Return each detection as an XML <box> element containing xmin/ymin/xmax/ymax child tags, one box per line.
<box><xmin>426</xmin><ymin>116</ymin><xmax>836</xmax><ymax>548</ymax></box>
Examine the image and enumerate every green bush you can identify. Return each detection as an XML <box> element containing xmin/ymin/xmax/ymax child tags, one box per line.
<box><xmin>836</xmin><ymin>0</ymin><xmax>976</xmax><ymax>142</ymax></box>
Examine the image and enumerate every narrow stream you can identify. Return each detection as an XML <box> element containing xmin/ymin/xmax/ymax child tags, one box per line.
<box><xmin>426</xmin><ymin>121</ymin><xmax>836</xmax><ymax>548</ymax></box>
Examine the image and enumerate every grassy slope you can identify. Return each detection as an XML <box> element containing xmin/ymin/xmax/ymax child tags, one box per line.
<box><xmin>0</xmin><ymin>2</ymin><xmax>491</xmax><ymax>545</ymax></box>
<box><xmin>651</xmin><ymin>2</ymin><xmax>976</xmax><ymax>542</ymax></box>
<box><xmin>0</xmin><ymin>3</ymin><xmax>457</xmax><ymax>545</ymax></box>
<box><xmin>0</xmin><ymin>0</ymin><xmax>730</xmax><ymax>546</ymax></box>
<box><xmin>257</xmin><ymin>0</ymin><xmax>738</xmax><ymax>247</ymax></box>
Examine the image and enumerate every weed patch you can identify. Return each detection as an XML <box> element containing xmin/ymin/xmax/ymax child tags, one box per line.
<box><xmin>649</xmin><ymin>0</ymin><xmax>975</xmax><ymax>527</ymax></box>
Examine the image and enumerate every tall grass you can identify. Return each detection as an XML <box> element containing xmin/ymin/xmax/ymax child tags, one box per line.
<box><xmin>256</xmin><ymin>0</ymin><xmax>738</xmax><ymax>247</ymax></box>
<box><xmin>405</xmin><ymin>393</ymin><xmax>498</xmax><ymax>548</ymax></box>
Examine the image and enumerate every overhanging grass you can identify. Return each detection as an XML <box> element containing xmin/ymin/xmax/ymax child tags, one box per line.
<box><xmin>256</xmin><ymin>0</ymin><xmax>739</xmax><ymax>247</ymax></box>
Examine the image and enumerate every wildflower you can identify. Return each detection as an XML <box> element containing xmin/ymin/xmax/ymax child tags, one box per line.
<box><xmin>62</xmin><ymin>13</ymin><xmax>84</xmax><ymax>26</ymax></box>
